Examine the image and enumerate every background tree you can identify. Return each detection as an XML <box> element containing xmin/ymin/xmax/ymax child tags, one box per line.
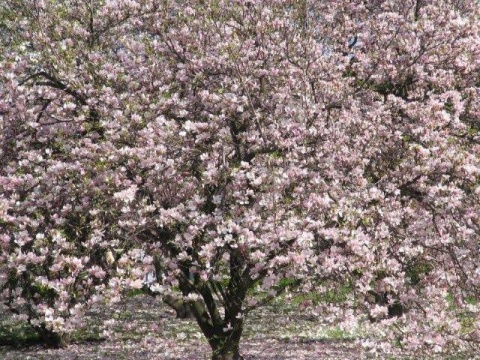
<box><xmin>1</xmin><ymin>0</ymin><xmax>480</xmax><ymax>358</ymax></box>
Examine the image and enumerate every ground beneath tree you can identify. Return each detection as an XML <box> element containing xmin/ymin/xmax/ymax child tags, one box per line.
<box><xmin>0</xmin><ymin>295</ymin><xmax>401</xmax><ymax>359</ymax></box>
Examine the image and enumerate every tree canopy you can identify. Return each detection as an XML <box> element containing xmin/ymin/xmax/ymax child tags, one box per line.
<box><xmin>1</xmin><ymin>1</ymin><xmax>480</xmax><ymax>358</ymax></box>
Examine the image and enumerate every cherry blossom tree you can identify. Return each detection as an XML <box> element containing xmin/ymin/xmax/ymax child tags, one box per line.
<box><xmin>1</xmin><ymin>0</ymin><xmax>480</xmax><ymax>358</ymax></box>
<box><xmin>0</xmin><ymin>0</ymin><xmax>155</xmax><ymax>347</ymax></box>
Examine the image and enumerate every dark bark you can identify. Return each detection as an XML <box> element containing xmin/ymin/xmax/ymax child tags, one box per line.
<box><xmin>206</xmin><ymin>247</ymin><xmax>248</xmax><ymax>360</ymax></box>
<box><xmin>208</xmin><ymin>304</ymin><xmax>245</xmax><ymax>359</ymax></box>
<box><xmin>211</xmin><ymin>335</ymin><xmax>244</xmax><ymax>360</ymax></box>
<box><xmin>163</xmin><ymin>294</ymin><xmax>193</xmax><ymax>319</ymax></box>
<box><xmin>174</xmin><ymin>246</ymin><xmax>249</xmax><ymax>360</ymax></box>
<box><xmin>208</xmin><ymin>315</ymin><xmax>244</xmax><ymax>360</ymax></box>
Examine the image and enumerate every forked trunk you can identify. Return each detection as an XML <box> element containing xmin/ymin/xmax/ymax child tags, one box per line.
<box><xmin>163</xmin><ymin>294</ymin><xmax>194</xmax><ymax>319</ymax></box>
<box><xmin>208</xmin><ymin>315</ymin><xmax>245</xmax><ymax>360</ymax></box>
<box><xmin>178</xmin><ymin>246</ymin><xmax>249</xmax><ymax>360</ymax></box>
<box><xmin>210</xmin><ymin>335</ymin><xmax>243</xmax><ymax>360</ymax></box>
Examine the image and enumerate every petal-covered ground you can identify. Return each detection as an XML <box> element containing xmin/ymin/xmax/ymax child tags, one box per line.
<box><xmin>0</xmin><ymin>295</ymin><xmax>397</xmax><ymax>359</ymax></box>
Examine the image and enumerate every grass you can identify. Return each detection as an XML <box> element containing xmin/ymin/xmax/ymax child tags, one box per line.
<box><xmin>0</xmin><ymin>322</ymin><xmax>40</xmax><ymax>348</ymax></box>
<box><xmin>1</xmin><ymin>292</ymin><xmax>478</xmax><ymax>359</ymax></box>
<box><xmin>0</xmin><ymin>311</ymin><xmax>108</xmax><ymax>349</ymax></box>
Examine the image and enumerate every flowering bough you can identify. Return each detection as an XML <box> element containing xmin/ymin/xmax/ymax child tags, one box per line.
<box><xmin>0</xmin><ymin>0</ymin><xmax>154</xmax><ymax>347</ymax></box>
<box><xmin>1</xmin><ymin>0</ymin><xmax>480</xmax><ymax>358</ymax></box>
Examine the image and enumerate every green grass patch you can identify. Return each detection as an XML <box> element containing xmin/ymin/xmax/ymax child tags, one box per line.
<box><xmin>0</xmin><ymin>322</ymin><xmax>40</xmax><ymax>348</ymax></box>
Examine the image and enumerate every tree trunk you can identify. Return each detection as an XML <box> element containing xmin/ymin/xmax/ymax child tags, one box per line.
<box><xmin>210</xmin><ymin>336</ymin><xmax>243</xmax><ymax>360</ymax></box>
<box><xmin>163</xmin><ymin>294</ymin><xmax>193</xmax><ymax>319</ymax></box>
<box><xmin>209</xmin><ymin>318</ymin><xmax>245</xmax><ymax>360</ymax></box>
